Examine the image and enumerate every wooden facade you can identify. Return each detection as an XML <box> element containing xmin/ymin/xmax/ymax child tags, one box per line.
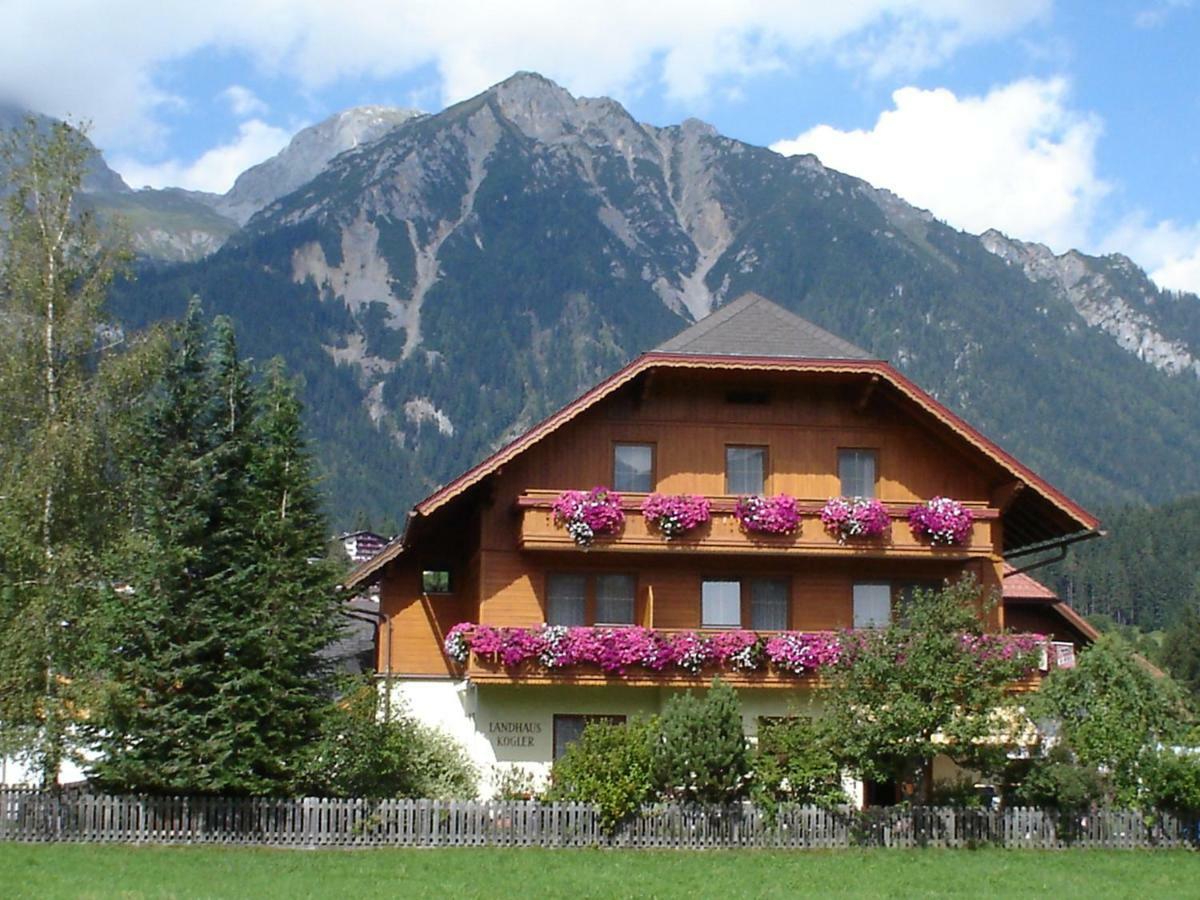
<box><xmin>363</xmin><ymin>361</ymin><xmax>1093</xmax><ymax>682</ymax></box>
<box><xmin>349</xmin><ymin>295</ymin><xmax>1101</xmax><ymax>693</ymax></box>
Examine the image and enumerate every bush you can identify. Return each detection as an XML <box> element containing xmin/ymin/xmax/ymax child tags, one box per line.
<box><xmin>547</xmin><ymin>717</ymin><xmax>657</xmax><ymax>833</ymax></box>
<box><xmin>302</xmin><ymin>682</ymin><xmax>477</xmax><ymax>799</ymax></box>
<box><xmin>1142</xmin><ymin>749</ymin><xmax>1200</xmax><ymax>815</ymax></box>
<box><xmin>752</xmin><ymin>716</ymin><xmax>846</xmax><ymax>809</ymax></box>
<box><xmin>1006</xmin><ymin>744</ymin><xmax>1107</xmax><ymax>812</ymax></box>
<box><xmin>491</xmin><ymin>764</ymin><xmax>540</xmax><ymax>800</ymax></box>
<box><xmin>653</xmin><ymin>678</ymin><xmax>751</xmax><ymax>804</ymax></box>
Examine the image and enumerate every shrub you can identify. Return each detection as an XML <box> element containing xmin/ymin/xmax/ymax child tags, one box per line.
<box><xmin>1141</xmin><ymin>749</ymin><xmax>1200</xmax><ymax>816</ymax></box>
<box><xmin>547</xmin><ymin>717</ymin><xmax>657</xmax><ymax>833</ymax></box>
<box><xmin>752</xmin><ymin>716</ymin><xmax>846</xmax><ymax>809</ymax></box>
<box><xmin>302</xmin><ymin>682</ymin><xmax>477</xmax><ymax>799</ymax></box>
<box><xmin>491</xmin><ymin>764</ymin><xmax>540</xmax><ymax>800</ymax></box>
<box><xmin>653</xmin><ymin>678</ymin><xmax>751</xmax><ymax>804</ymax></box>
<box><xmin>1006</xmin><ymin>744</ymin><xmax>1107</xmax><ymax>812</ymax></box>
<box><xmin>1034</xmin><ymin>634</ymin><xmax>1191</xmax><ymax>807</ymax></box>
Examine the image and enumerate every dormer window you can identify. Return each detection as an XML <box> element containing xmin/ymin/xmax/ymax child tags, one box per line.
<box><xmin>726</xmin><ymin>446</ymin><xmax>766</xmax><ymax>495</ymax></box>
<box><xmin>613</xmin><ymin>443</ymin><xmax>654</xmax><ymax>493</ymax></box>
<box><xmin>839</xmin><ymin>448</ymin><xmax>877</xmax><ymax>498</ymax></box>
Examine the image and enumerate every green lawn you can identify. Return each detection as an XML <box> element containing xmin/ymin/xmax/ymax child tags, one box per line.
<box><xmin>2</xmin><ymin>844</ymin><xmax>1198</xmax><ymax>899</ymax></box>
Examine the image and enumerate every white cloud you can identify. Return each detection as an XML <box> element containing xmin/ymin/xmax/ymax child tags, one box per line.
<box><xmin>771</xmin><ymin>78</ymin><xmax>1108</xmax><ymax>252</ymax></box>
<box><xmin>0</xmin><ymin>0</ymin><xmax>1049</xmax><ymax>155</ymax></box>
<box><xmin>1104</xmin><ymin>216</ymin><xmax>1200</xmax><ymax>295</ymax></box>
<box><xmin>112</xmin><ymin>118</ymin><xmax>291</xmax><ymax>194</ymax></box>
<box><xmin>221</xmin><ymin>85</ymin><xmax>267</xmax><ymax>118</ymax></box>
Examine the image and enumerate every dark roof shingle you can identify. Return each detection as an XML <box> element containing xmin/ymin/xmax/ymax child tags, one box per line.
<box><xmin>655</xmin><ymin>293</ymin><xmax>876</xmax><ymax>360</ymax></box>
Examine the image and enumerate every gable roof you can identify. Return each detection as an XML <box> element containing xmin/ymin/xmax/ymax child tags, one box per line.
<box><xmin>347</xmin><ymin>295</ymin><xmax>1101</xmax><ymax>587</ymax></box>
<box><xmin>656</xmin><ymin>292</ymin><xmax>875</xmax><ymax>360</ymax></box>
<box><xmin>1001</xmin><ymin>564</ymin><xmax>1061</xmax><ymax>601</ymax></box>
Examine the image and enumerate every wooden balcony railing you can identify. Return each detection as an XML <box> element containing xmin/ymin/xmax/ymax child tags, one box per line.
<box><xmin>516</xmin><ymin>490</ymin><xmax>998</xmax><ymax>557</ymax></box>
<box><xmin>447</xmin><ymin>623</ymin><xmax>1060</xmax><ymax>690</ymax></box>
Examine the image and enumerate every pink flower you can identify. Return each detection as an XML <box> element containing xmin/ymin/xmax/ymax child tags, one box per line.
<box><xmin>552</xmin><ymin>487</ymin><xmax>625</xmax><ymax>546</ymax></box>
<box><xmin>820</xmin><ymin>497</ymin><xmax>890</xmax><ymax>542</ymax></box>
<box><xmin>734</xmin><ymin>494</ymin><xmax>801</xmax><ymax>535</ymax></box>
<box><xmin>908</xmin><ymin>497</ymin><xmax>974</xmax><ymax>546</ymax></box>
<box><xmin>641</xmin><ymin>493</ymin><xmax>711</xmax><ymax>539</ymax></box>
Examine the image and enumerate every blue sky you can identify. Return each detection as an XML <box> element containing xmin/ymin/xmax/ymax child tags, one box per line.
<box><xmin>2</xmin><ymin>0</ymin><xmax>1198</xmax><ymax>292</ymax></box>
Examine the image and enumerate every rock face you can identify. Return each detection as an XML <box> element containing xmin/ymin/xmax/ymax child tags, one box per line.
<box><xmin>87</xmin><ymin>73</ymin><xmax>1200</xmax><ymax>525</ymax></box>
<box><xmin>215</xmin><ymin>106</ymin><xmax>422</xmax><ymax>224</ymax></box>
<box><xmin>981</xmin><ymin>230</ymin><xmax>1200</xmax><ymax>378</ymax></box>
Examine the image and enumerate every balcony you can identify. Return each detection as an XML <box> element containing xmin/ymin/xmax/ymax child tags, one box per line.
<box><xmin>445</xmin><ymin>624</ymin><xmax>1058</xmax><ymax>690</ymax></box>
<box><xmin>516</xmin><ymin>491</ymin><xmax>998</xmax><ymax>558</ymax></box>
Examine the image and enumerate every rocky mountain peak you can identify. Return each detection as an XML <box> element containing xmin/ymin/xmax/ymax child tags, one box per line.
<box><xmin>981</xmin><ymin>229</ymin><xmax>1200</xmax><ymax>378</ymax></box>
<box><xmin>217</xmin><ymin>105</ymin><xmax>422</xmax><ymax>224</ymax></box>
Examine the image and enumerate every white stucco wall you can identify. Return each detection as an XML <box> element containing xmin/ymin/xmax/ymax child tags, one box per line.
<box><xmin>382</xmin><ymin>677</ymin><xmax>838</xmax><ymax>799</ymax></box>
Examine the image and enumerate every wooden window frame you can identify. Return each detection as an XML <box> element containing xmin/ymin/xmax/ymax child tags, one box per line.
<box><xmin>724</xmin><ymin>444</ymin><xmax>769</xmax><ymax>496</ymax></box>
<box><xmin>701</xmin><ymin>577</ymin><xmax>743</xmax><ymax>629</ymax></box>
<box><xmin>838</xmin><ymin>447</ymin><xmax>879</xmax><ymax>499</ymax></box>
<box><xmin>852</xmin><ymin>582</ymin><xmax>893</xmax><ymax>628</ymax></box>
<box><xmin>544</xmin><ymin>571</ymin><xmax>639</xmax><ymax>626</ymax></box>
<box><xmin>747</xmin><ymin>576</ymin><xmax>791</xmax><ymax>632</ymax></box>
<box><xmin>612</xmin><ymin>441</ymin><xmax>656</xmax><ymax>494</ymax></box>
<box><xmin>421</xmin><ymin>568</ymin><xmax>454</xmax><ymax>595</ymax></box>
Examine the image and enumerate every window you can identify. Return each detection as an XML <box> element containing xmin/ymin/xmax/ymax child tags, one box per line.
<box><xmin>702</xmin><ymin>579</ymin><xmax>742</xmax><ymax>628</ymax></box>
<box><xmin>553</xmin><ymin>714</ymin><xmax>626</xmax><ymax>760</ymax></box>
<box><xmin>726</xmin><ymin>446</ymin><xmax>766</xmax><ymax>495</ymax></box>
<box><xmin>750</xmin><ymin>578</ymin><xmax>789</xmax><ymax>631</ymax></box>
<box><xmin>421</xmin><ymin>569</ymin><xmax>452</xmax><ymax>593</ymax></box>
<box><xmin>547</xmin><ymin>574</ymin><xmax>587</xmax><ymax>626</ymax></box>
<box><xmin>839</xmin><ymin>449</ymin><xmax>877</xmax><ymax>498</ymax></box>
<box><xmin>853</xmin><ymin>583</ymin><xmax>892</xmax><ymax>628</ymax></box>
<box><xmin>895</xmin><ymin>581</ymin><xmax>942</xmax><ymax>623</ymax></box>
<box><xmin>546</xmin><ymin>573</ymin><xmax>636</xmax><ymax>626</ymax></box>
<box><xmin>595</xmin><ymin>574</ymin><xmax>636</xmax><ymax>625</ymax></box>
<box><xmin>613</xmin><ymin>443</ymin><xmax>654</xmax><ymax>493</ymax></box>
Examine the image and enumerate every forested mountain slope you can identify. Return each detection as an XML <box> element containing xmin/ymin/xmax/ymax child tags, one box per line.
<box><xmin>94</xmin><ymin>73</ymin><xmax>1200</xmax><ymax>526</ymax></box>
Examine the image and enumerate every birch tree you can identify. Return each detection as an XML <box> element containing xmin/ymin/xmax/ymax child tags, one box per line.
<box><xmin>0</xmin><ymin>118</ymin><xmax>156</xmax><ymax>785</ymax></box>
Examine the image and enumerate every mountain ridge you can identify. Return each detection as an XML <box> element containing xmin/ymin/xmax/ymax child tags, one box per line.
<box><xmin>10</xmin><ymin>73</ymin><xmax>1200</xmax><ymax>525</ymax></box>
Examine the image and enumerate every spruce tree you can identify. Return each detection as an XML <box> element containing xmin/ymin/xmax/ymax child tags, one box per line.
<box><xmin>88</xmin><ymin>308</ymin><xmax>342</xmax><ymax>794</ymax></box>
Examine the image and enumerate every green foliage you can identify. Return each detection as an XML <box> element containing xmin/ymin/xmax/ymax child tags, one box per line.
<box><xmin>1141</xmin><ymin>749</ymin><xmax>1200</xmax><ymax>816</ymax></box>
<box><xmin>1006</xmin><ymin>745</ymin><xmax>1108</xmax><ymax>812</ymax></box>
<box><xmin>1034</xmin><ymin>635</ymin><xmax>1192</xmax><ymax>807</ymax></box>
<box><xmin>653</xmin><ymin>678</ymin><xmax>751</xmax><ymax>805</ymax></box>
<box><xmin>301</xmin><ymin>681</ymin><xmax>477</xmax><ymax>800</ymax></box>
<box><xmin>1161</xmin><ymin>605</ymin><xmax>1200</xmax><ymax>699</ymax></box>
<box><xmin>490</xmin><ymin>765</ymin><xmax>540</xmax><ymax>801</ymax></box>
<box><xmin>825</xmin><ymin>578</ymin><xmax>1034</xmax><ymax>797</ymax></box>
<box><xmin>85</xmin><ymin>306</ymin><xmax>344</xmax><ymax>795</ymax></box>
<box><xmin>752</xmin><ymin>716</ymin><xmax>846</xmax><ymax>809</ymax></box>
<box><xmin>547</xmin><ymin>717</ymin><xmax>657</xmax><ymax>831</ymax></box>
<box><xmin>1048</xmin><ymin>494</ymin><xmax>1200</xmax><ymax>631</ymax></box>
<box><xmin>0</xmin><ymin>117</ymin><xmax>161</xmax><ymax>784</ymax></box>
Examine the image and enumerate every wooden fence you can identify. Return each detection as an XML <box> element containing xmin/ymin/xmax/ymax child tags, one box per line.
<box><xmin>1</xmin><ymin>789</ymin><xmax>1196</xmax><ymax>849</ymax></box>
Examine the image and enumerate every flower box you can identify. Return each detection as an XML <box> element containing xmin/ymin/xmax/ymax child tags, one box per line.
<box><xmin>819</xmin><ymin>496</ymin><xmax>890</xmax><ymax>542</ymax></box>
<box><xmin>551</xmin><ymin>487</ymin><xmax>624</xmax><ymax>547</ymax></box>
<box><xmin>641</xmin><ymin>493</ymin><xmax>711</xmax><ymax>539</ymax></box>
<box><xmin>907</xmin><ymin>496</ymin><xmax>974</xmax><ymax>546</ymax></box>
<box><xmin>733</xmin><ymin>494</ymin><xmax>801</xmax><ymax>535</ymax></box>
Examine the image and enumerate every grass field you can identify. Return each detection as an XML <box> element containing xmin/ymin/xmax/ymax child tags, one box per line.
<box><xmin>3</xmin><ymin>845</ymin><xmax>1199</xmax><ymax>899</ymax></box>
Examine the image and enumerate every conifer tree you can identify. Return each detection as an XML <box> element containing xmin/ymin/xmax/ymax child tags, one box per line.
<box><xmin>88</xmin><ymin>307</ymin><xmax>342</xmax><ymax>794</ymax></box>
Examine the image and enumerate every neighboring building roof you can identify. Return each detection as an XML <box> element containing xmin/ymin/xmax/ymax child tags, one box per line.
<box><xmin>1002</xmin><ymin>564</ymin><xmax>1101</xmax><ymax>645</ymax></box>
<box><xmin>655</xmin><ymin>292</ymin><xmax>876</xmax><ymax>360</ymax></box>
<box><xmin>1001</xmin><ymin>564</ymin><xmax>1061</xmax><ymax>600</ymax></box>
<box><xmin>348</xmin><ymin>295</ymin><xmax>1100</xmax><ymax>587</ymax></box>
